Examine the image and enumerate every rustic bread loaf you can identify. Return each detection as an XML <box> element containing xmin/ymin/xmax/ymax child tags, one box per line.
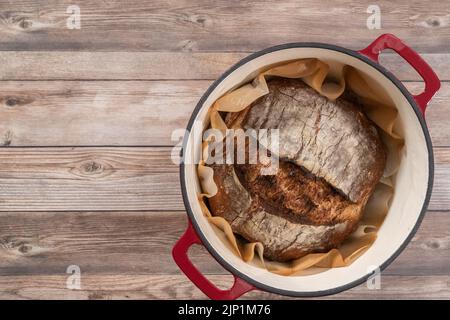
<box><xmin>207</xmin><ymin>78</ymin><xmax>386</xmax><ymax>262</ymax></box>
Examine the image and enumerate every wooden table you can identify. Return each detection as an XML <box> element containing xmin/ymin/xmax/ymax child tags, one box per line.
<box><xmin>0</xmin><ymin>0</ymin><xmax>449</xmax><ymax>299</ymax></box>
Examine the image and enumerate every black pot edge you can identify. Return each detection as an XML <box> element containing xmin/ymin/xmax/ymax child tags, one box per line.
<box><xmin>179</xmin><ymin>42</ymin><xmax>435</xmax><ymax>298</ymax></box>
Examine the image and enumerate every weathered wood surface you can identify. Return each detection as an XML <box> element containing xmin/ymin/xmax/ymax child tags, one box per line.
<box><xmin>0</xmin><ymin>147</ymin><xmax>182</xmax><ymax>211</ymax></box>
<box><xmin>0</xmin><ymin>275</ymin><xmax>449</xmax><ymax>300</ymax></box>
<box><xmin>0</xmin><ymin>147</ymin><xmax>448</xmax><ymax>211</ymax></box>
<box><xmin>0</xmin><ymin>80</ymin><xmax>205</xmax><ymax>147</ymax></box>
<box><xmin>0</xmin><ymin>52</ymin><xmax>449</xmax><ymax>81</ymax></box>
<box><xmin>0</xmin><ymin>81</ymin><xmax>448</xmax><ymax>147</ymax></box>
<box><xmin>0</xmin><ymin>0</ymin><xmax>449</xmax><ymax>300</ymax></box>
<box><xmin>0</xmin><ymin>1</ymin><xmax>450</xmax><ymax>53</ymax></box>
<box><xmin>0</xmin><ymin>211</ymin><xmax>449</xmax><ymax>277</ymax></box>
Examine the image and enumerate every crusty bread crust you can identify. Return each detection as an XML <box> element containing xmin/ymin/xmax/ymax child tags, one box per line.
<box><xmin>227</xmin><ymin>78</ymin><xmax>387</xmax><ymax>204</ymax></box>
<box><xmin>208</xmin><ymin>78</ymin><xmax>386</xmax><ymax>262</ymax></box>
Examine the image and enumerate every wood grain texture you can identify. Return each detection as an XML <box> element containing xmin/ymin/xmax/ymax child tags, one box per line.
<box><xmin>0</xmin><ymin>147</ymin><xmax>182</xmax><ymax>211</ymax></box>
<box><xmin>0</xmin><ymin>0</ymin><xmax>449</xmax><ymax>53</ymax></box>
<box><xmin>0</xmin><ymin>80</ymin><xmax>207</xmax><ymax>146</ymax></box>
<box><xmin>0</xmin><ymin>81</ymin><xmax>448</xmax><ymax>147</ymax></box>
<box><xmin>0</xmin><ymin>52</ymin><xmax>245</xmax><ymax>80</ymax></box>
<box><xmin>0</xmin><ymin>211</ymin><xmax>448</xmax><ymax>277</ymax></box>
<box><xmin>0</xmin><ymin>147</ymin><xmax>449</xmax><ymax>211</ymax></box>
<box><xmin>0</xmin><ymin>52</ymin><xmax>449</xmax><ymax>80</ymax></box>
<box><xmin>0</xmin><ymin>275</ymin><xmax>448</xmax><ymax>300</ymax></box>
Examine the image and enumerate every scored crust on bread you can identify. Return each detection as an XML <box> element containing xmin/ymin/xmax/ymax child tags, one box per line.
<box><xmin>207</xmin><ymin>78</ymin><xmax>386</xmax><ymax>262</ymax></box>
<box><xmin>226</xmin><ymin>78</ymin><xmax>386</xmax><ymax>204</ymax></box>
<box><xmin>208</xmin><ymin>161</ymin><xmax>362</xmax><ymax>261</ymax></box>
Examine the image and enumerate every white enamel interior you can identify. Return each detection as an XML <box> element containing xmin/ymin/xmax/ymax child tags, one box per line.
<box><xmin>182</xmin><ymin>47</ymin><xmax>430</xmax><ymax>293</ymax></box>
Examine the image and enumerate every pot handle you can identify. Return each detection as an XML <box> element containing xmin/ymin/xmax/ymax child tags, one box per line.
<box><xmin>172</xmin><ymin>221</ymin><xmax>255</xmax><ymax>300</ymax></box>
<box><xmin>358</xmin><ymin>33</ymin><xmax>440</xmax><ymax>115</ymax></box>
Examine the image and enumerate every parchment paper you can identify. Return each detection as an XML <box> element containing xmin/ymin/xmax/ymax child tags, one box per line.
<box><xmin>196</xmin><ymin>58</ymin><xmax>404</xmax><ymax>276</ymax></box>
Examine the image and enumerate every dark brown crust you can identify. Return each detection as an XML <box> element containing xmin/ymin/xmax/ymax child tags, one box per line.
<box><xmin>227</xmin><ymin>78</ymin><xmax>387</xmax><ymax>204</ymax></box>
<box><xmin>234</xmin><ymin>161</ymin><xmax>358</xmax><ymax>226</ymax></box>
<box><xmin>207</xmin><ymin>78</ymin><xmax>386</xmax><ymax>262</ymax></box>
<box><xmin>208</xmin><ymin>162</ymin><xmax>362</xmax><ymax>261</ymax></box>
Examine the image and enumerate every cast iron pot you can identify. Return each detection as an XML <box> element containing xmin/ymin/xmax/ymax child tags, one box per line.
<box><xmin>172</xmin><ymin>34</ymin><xmax>440</xmax><ymax>299</ymax></box>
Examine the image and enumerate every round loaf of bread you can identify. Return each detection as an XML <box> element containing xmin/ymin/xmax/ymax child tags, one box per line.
<box><xmin>207</xmin><ymin>78</ymin><xmax>386</xmax><ymax>262</ymax></box>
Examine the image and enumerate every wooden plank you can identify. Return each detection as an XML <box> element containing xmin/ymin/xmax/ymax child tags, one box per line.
<box><xmin>432</xmin><ymin>148</ymin><xmax>450</xmax><ymax>211</ymax></box>
<box><xmin>0</xmin><ymin>81</ymin><xmax>448</xmax><ymax>147</ymax></box>
<box><xmin>0</xmin><ymin>147</ymin><xmax>183</xmax><ymax>211</ymax></box>
<box><xmin>0</xmin><ymin>211</ymin><xmax>192</xmax><ymax>276</ymax></box>
<box><xmin>0</xmin><ymin>211</ymin><xmax>448</xmax><ymax>277</ymax></box>
<box><xmin>415</xmin><ymin>82</ymin><xmax>450</xmax><ymax>148</ymax></box>
<box><xmin>0</xmin><ymin>1</ymin><xmax>450</xmax><ymax>54</ymax></box>
<box><xmin>0</xmin><ymin>52</ymin><xmax>449</xmax><ymax>81</ymax></box>
<box><xmin>0</xmin><ymin>147</ymin><xmax>448</xmax><ymax>211</ymax></box>
<box><xmin>0</xmin><ymin>274</ymin><xmax>448</xmax><ymax>299</ymax></box>
<box><xmin>0</xmin><ymin>80</ymin><xmax>208</xmax><ymax>147</ymax></box>
<box><xmin>0</xmin><ymin>52</ymin><xmax>245</xmax><ymax>80</ymax></box>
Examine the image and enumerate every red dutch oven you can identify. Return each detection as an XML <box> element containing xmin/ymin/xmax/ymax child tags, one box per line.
<box><xmin>172</xmin><ymin>34</ymin><xmax>440</xmax><ymax>299</ymax></box>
